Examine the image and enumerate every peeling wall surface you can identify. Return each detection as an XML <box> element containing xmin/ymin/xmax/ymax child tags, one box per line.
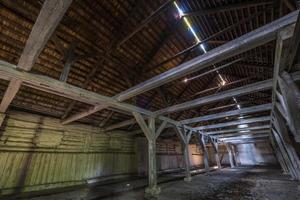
<box><xmin>0</xmin><ymin>112</ymin><xmax>136</xmax><ymax>195</ymax></box>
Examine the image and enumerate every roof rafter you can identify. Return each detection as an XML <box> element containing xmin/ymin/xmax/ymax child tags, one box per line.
<box><xmin>0</xmin><ymin>0</ymin><xmax>73</xmax><ymax>113</ymax></box>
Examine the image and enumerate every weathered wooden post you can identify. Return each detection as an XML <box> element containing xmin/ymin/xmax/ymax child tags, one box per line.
<box><xmin>198</xmin><ymin>133</ymin><xmax>210</xmax><ymax>172</ymax></box>
<box><xmin>175</xmin><ymin>126</ymin><xmax>192</xmax><ymax>182</ymax></box>
<box><xmin>210</xmin><ymin>137</ymin><xmax>221</xmax><ymax>170</ymax></box>
<box><xmin>231</xmin><ymin>144</ymin><xmax>240</xmax><ymax>167</ymax></box>
<box><xmin>225</xmin><ymin>143</ymin><xmax>235</xmax><ymax>168</ymax></box>
<box><xmin>133</xmin><ymin>112</ymin><xmax>167</xmax><ymax>199</ymax></box>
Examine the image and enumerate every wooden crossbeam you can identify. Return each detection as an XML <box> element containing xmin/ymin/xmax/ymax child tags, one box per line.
<box><xmin>193</xmin><ymin>116</ymin><xmax>271</xmax><ymax>131</ymax></box>
<box><xmin>0</xmin><ymin>0</ymin><xmax>73</xmax><ymax>113</ymax></box>
<box><xmin>61</xmin><ymin>0</ymin><xmax>176</xmax><ymax>121</ymax></box>
<box><xmin>155</xmin><ymin>79</ymin><xmax>273</xmax><ymax>115</ymax></box>
<box><xmin>180</xmin><ymin>104</ymin><xmax>272</xmax><ymax>125</ymax></box>
<box><xmin>183</xmin><ymin>0</ymin><xmax>274</xmax><ymax>16</ymax></box>
<box><xmin>0</xmin><ymin>60</ymin><xmax>181</xmax><ymax>127</ymax></box>
<box><xmin>205</xmin><ymin>125</ymin><xmax>270</xmax><ymax>135</ymax></box>
<box><xmin>60</xmin><ymin>11</ymin><xmax>298</xmax><ymax>124</ymax></box>
<box><xmin>117</xmin><ymin>11</ymin><xmax>298</xmax><ymax>101</ymax></box>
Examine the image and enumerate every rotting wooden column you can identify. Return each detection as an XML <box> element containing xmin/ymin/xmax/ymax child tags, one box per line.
<box><xmin>133</xmin><ymin>112</ymin><xmax>167</xmax><ymax>199</ymax></box>
<box><xmin>198</xmin><ymin>133</ymin><xmax>210</xmax><ymax>172</ymax></box>
<box><xmin>210</xmin><ymin>137</ymin><xmax>221</xmax><ymax>170</ymax></box>
<box><xmin>225</xmin><ymin>143</ymin><xmax>235</xmax><ymax>168</ymax></box>
<box><xmin>175</xmin><ymin>126</ymin><xmax>192</xmax><ymax>182</ymax></box>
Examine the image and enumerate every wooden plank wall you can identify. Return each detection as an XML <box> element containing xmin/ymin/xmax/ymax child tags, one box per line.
<box><xmin>136</xmin><ymin>137</ymin><xmax>206</xmax><ymax>176</ymax></box>
<box><xmin>0</xmin><ymin>112</ymin><xmax>137</xmax><ymax>195</ymax></box>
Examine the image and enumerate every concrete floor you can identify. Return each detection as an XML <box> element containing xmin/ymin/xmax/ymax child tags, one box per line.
<box><xmin>100</xmin><ymin>167</ymin><xmax>300</xmax><ymax>200</ymax></box>
<box><xmin>6</xmin><ymin>167</ymin><xmax>300</xmax><ymax>200</ymax></box>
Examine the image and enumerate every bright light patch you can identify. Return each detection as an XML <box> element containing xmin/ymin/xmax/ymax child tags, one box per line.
<box><xmin>238</xmin><ymin>124</ymin><xmax>248</xmax><ymax>129</ymax></box>
<box><xmin>173</xmin><ymin>1</ymin><xmax>184</xmax><ymax>17</ymax></box>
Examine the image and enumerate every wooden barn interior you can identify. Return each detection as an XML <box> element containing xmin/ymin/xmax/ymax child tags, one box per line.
<box><xmin>0</xmin><ymin>0</ymin><xmax>300</xmax><ymax>199</ymax></box>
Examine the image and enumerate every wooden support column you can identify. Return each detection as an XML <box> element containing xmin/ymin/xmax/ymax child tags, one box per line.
<box><xmin>276</xmin><ymin>149</ymin><xmax>290</xmax><ymax>174</ymax></box>
<box><xmin>225</xmin><ymin>143</ymin><xmax>235</xmax><ymax>168</ymax></box>
<box><xmin>269</xmin><ymin>135</ymin><xmax>287</xmax><ymax>173</ymax></box>
<box><xmin>231</xmin><ymin>144</ymin><xmax>240</xmax><ymax>166</ymax></box>
<box><xmin>277</xmin><ymin>72</ymin><xmax>300</xmax><ymax>142</ymax></box>
<box><xmin>210</xmin><ymin>137</ymin><xmax>221</xmax><ymax>170</ymax></box>
<box><xmin>175</xmin><ymin>126</ymin><xmax>192</xmax><ymax>182</ymax></box>
<box><xmin>133</xmin><ymin>112</ymin><xmax>167</xmax><ymax>199</ymax></box>
<box><xmin>272</xmin><ymin>109</ymin><xmax>300</xmax><ymax>180</ymax></box>
<box><xmin>198</xmin><ymin>133</ymin><xmax>210</xmax><ymax>172</ymax></box>
<box><xmin>271</xmin><ymin>128</ymin><xmax>299</xmax><ymax>179</ymax></box>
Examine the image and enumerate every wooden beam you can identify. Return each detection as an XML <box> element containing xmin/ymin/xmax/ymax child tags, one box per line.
<box><xmin>115</xmin><ymin>11</ymin><xmax>298</xmax><ymax>101</ymax></box>
<box><xmin>0</xmin><ymin>60</ymin><xmax>181</xmax><ymax>127</ymax></box>
<box><xmin>205</xmin><ymin>125</ymin><xmax>270</xmax><ymax>135</ymax></box>
<box><xmin>180</xmin><ymin>104</ymin><xmax>271</xmax><ymax>125</ymax></box>
<box><xmin>278</xmin><ymin>72</ymin><xmax>300</xmax><ymax>141</ymax></box>
<box><xmin>198</xmin><ymin>133</ymin><xmax>210</xmax><ymax>172</ymax></box>
<box><xmin>284</xmin><ymin>11</ymin><xmax>300</xmax><ymax>71</ymax></box>
<box><xmin>217</xmin><ymin>130</ymin><xmax>269</xmax><ymax>138</ymax></box>
<box><xmin>155</xmin><ymin>79</ymin><xmax>273</xmax><ymax>115</ymax></box>
<box><xmin>59</xmin><ymin>40</ymin><xmax>77</xmax><ymax>82</ymax></box>
<box><xmin>183</xmin><ymin>0</ymin><xmax>274</xmax><ymax>16</ymax></box>
<box><xmin>61</xmin><ymin>1</ymin><xmax>177</xmax><ymax>121</ymax></box>
<box><xmin>117</xmin><ymin>0</ymin><xmax>172</xmax><ymax>47</ymax></box>
<box><xmin>210</xmin><ymin>138</ymin><xmax>221</xmax><ymax>170</ymax></box>
<box><xmin>282</xmin><ymin>0</ymin><xmax>298</xmax><ymax>11</ymax></box>
<box><xmin>0</xmin><ymin>0</ymin><xmax>73</xmax><ymax>112</ymax></box>
<box><xmin>193</xmin><ymin>116</ymin><xmax>271</xmax><ymax>131</ymax></box>
<box><xmin>62</xmin><ymin>12</ymin><xmax>298</xmax><ymax>124</ymax></box>
<box><xmin>145</xmin><ymin>7</ymin><xmax>275</xmax><ymax>74</ymax></box>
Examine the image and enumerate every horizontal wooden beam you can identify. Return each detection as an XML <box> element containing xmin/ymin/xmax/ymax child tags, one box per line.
<box><xmin>155</xmin><ymin>79</ymin><xmax>273</xmax><ymax>115</ymax></box>
<box><xmin>183</xmin><ymin>0</ymin><xmax>274</xmax><ymax>16</ymax></box>
<box><xmin>221</xmin><ymin>134</ymin><xmax>269</xmax><ymax>141</ymax></box>
<box><xmin>205</xmin><ymin>125</ymin><xmax>270</xmax><ymax>135</ymax></box>
<box><xmin>194</xmin><ymin>116</ymin><xmax>271</xmax><ymax>131</ymax></box>
<box><xmin>217</xmin><ymin>130</ymin><xmax>270</xmax><ymax>138</ymax></box>
<box><xmin>180</xmin><ymin>103</ymin><xmax>272</xmax><ymax>125</ymax></box>
<box><xmin>0</xmin><ymin>0</ymin><xmax>73</xmax><ymax>113</ymax></box>
<box><xmin>0</xmin><ymin>60</ymin><xmax>180</xmax><ymax>127</ymax></box>
<box><xmin>61</xmin><ymin>12</ymin><xmax>299</xmax><ymax>124</ymax></box>
<box><xmin>115</xmin><ymin>11</ymin><xmax>298</xmax><ymax>101</ymax></box>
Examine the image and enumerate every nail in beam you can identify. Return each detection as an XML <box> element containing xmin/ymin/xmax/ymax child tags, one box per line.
<box><xmin>175</xmin><ymin>126</ymin><xmax>192</xmax><ymax>182</ymax></box>
<box><xmin>61</xmin><ymin>11</ymin><xmax>299</xmax><ymax>124</ymax></box>
<box><xmin>133</xmin><ymin>112</ymin><xmax>167</xmax><ymax>198</ymax></box>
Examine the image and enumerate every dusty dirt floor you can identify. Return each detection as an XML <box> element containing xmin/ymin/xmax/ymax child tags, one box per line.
<box><xmin>99</xmin><ymin>167</ymin><xmax>300</xmax><ymax>200</ymax></box>
<box><xmin>6</xmin><ymin>167</ymin><xmax>300</xmax><ymax>200</ymax></box>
